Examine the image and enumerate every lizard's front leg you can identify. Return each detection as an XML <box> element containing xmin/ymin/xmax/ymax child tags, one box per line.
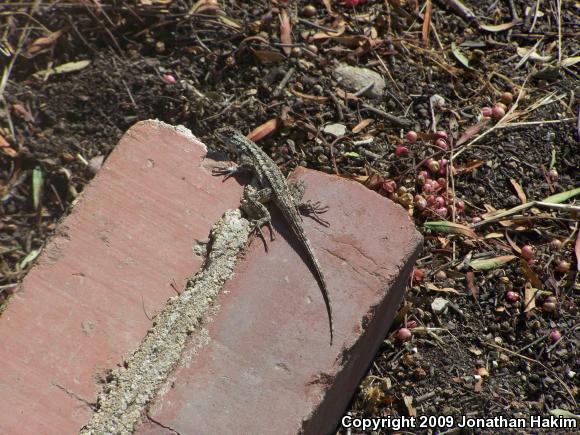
<box><xmin>241</xmin><ymin>185</ymin><xmax>275</xmax><ymax>250</ymax></box>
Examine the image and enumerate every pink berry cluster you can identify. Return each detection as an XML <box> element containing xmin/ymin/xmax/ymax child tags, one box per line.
<box><xmin>480</xmin><ymin>91</ymin><xmax>513</xmax><ymax>120</ymax></box>
<box><xmin>382</xmin><ymin>129</ymin><xmax>465</xmax><ymax>219</ymax></box>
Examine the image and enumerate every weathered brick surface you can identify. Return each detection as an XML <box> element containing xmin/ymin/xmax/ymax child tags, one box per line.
<box><xmin>136</xmin><ymin>168</ymin><xmax>422</xmax><ymax>435</ymax></box>
<box><xmin>0</xmin><ymin>120</ymin><xmax>422</xmax><ymax>435</ymax></box>
<box><xmin>0</xmin><ymin>120</ymin><xmax>243</xmax><ymax>434</ymax></box>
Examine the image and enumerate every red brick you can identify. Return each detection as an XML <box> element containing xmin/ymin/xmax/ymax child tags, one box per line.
<box><xmin>0</xmin><ymin>120</ymin><xmax>422</xmax><ymax>434</ymax></box>
<box><xmin>135</xmin><ymin>168</ymin><xmax>422</xmax><ymax>434</ymax></box>
<box><xmin>0</xmin><ymin>121</ymin><xmax>243</xmax><ymax>434</ymax></box>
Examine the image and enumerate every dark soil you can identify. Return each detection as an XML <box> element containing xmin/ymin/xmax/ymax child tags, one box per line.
<box><xmin>1</xmin><ymin>0</ymin><xmax>578</xmax><ymax>432</ymax></box>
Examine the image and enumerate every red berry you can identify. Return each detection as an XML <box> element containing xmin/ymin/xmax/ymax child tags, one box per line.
<box><xmin>492</xmin><ymin>105</ymin><xmax>506</xmax><ymax>119</ymax></box>
<box><xmin>406</xmin><ymin>320</ymin><xmax>418</xmax><ymax>329</ymax></box>
<box><xmin>415</xmin><ymin>196</ymin><xmax>427</xmax><ymax>211</ymax></box>
<box><xmin>162</xmin><ymin>74</ymin><xmax>176</xmax><ymax>84</ymax></box>
<box><xmin>556</xmin><ymin>260</ymin><xmax>571</xmax><ymax>273</ymax></box>
<box><xmin>549</xmin><ymin>330</ymin><xmax>561</xmax><ymax>343</ymax></box>
<box><xmin>436</xmin><ymin>207</ymin><xmax>448</xmax><ymax>218</ymax></box>
<box><xmin>405</xmin><ymin>130</ymin><xmax>418</xmax><ymax>143</ymax></box>
<box><xmin>505</xmin><ymin>291</ymin><xmax>520</xmax><ymax>302</ymax></box>
<box><xmin>521</xmin><ymin>245</ymin><xmax>534</xmax><ymax>260</ymax></box>
<box><xmin>435</xmin><ymin>130</ymin><xmax>448</xmax><ymax>139</ymax></box>
<box><xmin>435</xmin><ymin>138</ymin><xmax>448</xmax><ymax>150</ymax></box>
<box><xmin>396</xmin><ymin>328</ymin><xmax>412</xmax><ymax>342</ymax></box>
<box><xmin>413</xmin><ymin>268</ymin><xmax>425</xmax><ymax>282</ymax></box>
<box><xmin>382</xmin><ymin>180</ymin><xmax>396</xmax><ymax>193</ymax></box>
<box><xmin>435</xmin><ymin>196</ymin><xmax>446</xmax><ymax>208</ymax></box>
<box><xmin>481</xmin><ymin>107</ymin><xmax>493</xmax><ymax>117</ymax></box>
<box><xmin>395</xmin><ymin>145</ymin><xmax>409</xmax><ymax>156</ymax></box>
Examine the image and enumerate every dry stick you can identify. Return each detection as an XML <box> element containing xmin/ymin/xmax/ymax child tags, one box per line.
<box><xmin>556</xmin><ymin>0</ymin><xmax>562</xmax><ymax>64</ymax></box>
<box><xmin>326</xmin><ymin>89</ymin><xmax>343</xmax><ymax>122</ymax></box>
<box><xmin>360</xmin><ymin>104</ymin><xmax>412</xmax><ymax>129</ymax></box>
<box><xmin>436</xmin><ymin>0</ymin><xmax>477</xmax><ymax>23</ymax></box>
<box><xmin>272</xmin><ymin>67</ymin><xmax>295</xmax><ymax>97</ymax></box>
<box><xmin>471</xmin><ymin>201</ymin><xmax>580</xmax><ymax>228</ymax></box>
<box><xmin>484</xmin><ymin>342</ymin><xmax>577</xmax><ymax>408</ymax></box>
<box><xmin>529</xmin><ymin>0</ymin><xmax>543</xmax><ymax>33</ymax></box>
<box><xmin>297</xmin><ymin>18</ymin><xmax>339</xmax><ymax>33</ymax></box>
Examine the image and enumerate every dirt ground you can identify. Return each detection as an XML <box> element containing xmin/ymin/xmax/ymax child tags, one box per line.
<box><xmin>0</xmin><ymin>0</ymin><xmax>578</xmax><ymax>432</ymax></box>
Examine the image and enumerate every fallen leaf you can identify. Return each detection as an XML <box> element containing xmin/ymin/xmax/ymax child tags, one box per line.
<box><xmin>549</xmin><ymin>409</ymin><xmax>580</xmax><ymax>420</ymax></box>
<box><xmin>451</xmin><ymin>42</ymin><xmax>472</xmax><ymax>69</ymax></box>
<box><xmin>0</xmin><ymin>134</ymin><xmax>11</xmax><ymax>148</ymax></box>
<box><xmin>217</xmin><ymin>13</ymin><xmax>242</xmax><ymax>30</ymax></box>
<box><xmin>335</xmin><ymin>88</ymin><xmax>359</xmax><ymax>101</ymax></box>
<box><xmin>426</xmin><ymin>283</ymin><xmax>459</xmax><ymax>294</ymax></box>
<box><xmin>575</xmin><ymin>230</ymin><xmax>580</xmax><ymax>273</ymax></box>
<box><xmin>466</xmin><ymin>271</ymin><xmax>478</xmax><ymax>299</ymax></box>
<box><xmin>34</xmin><ymin>60</ymin><xmax>91</xmax><ymax>78</ymax></box>
<box><xmin>453</xmin><ymin>159</ymin><xmax>484</xmax><ymax>174</ymax></box>
<box><xmin>247</xmin><ymin>119</ymin><xmax>279</xmax><ymax>142</ymax></box>
<box><xmin>523</xmin><ymin>282</ymin><xmax>537</xmax><ymax>313</ymax></box>
<box><xmin>279</xmin><ymin>9</ymin><xmax>292</xmax><ymax>56</ymax></box>
<box><xmin>422</xmin><ymin>0</ymin><xmax>432</xmax><ymax>44</ymax></box>
<box><xmin>456</xmin><ymin>119</ymin><xmax>490</xmax><ymax>146</ymax></box>
<box><xmin>343</xmin><ymin>151</ymin><xmax>360</xmax><ymax>158</ymax></box>
<box><xmin>520</xmin><ymin>259</ymin><xmax>544</xmax><ymax>290</ymax></box>
<box><xmin>402</xmin><ymin>394</ymin><xmax>417</xmax><ymax>417</ymax></box>
<box><xmin>542</xmin><ymin>187</ymin><xmax>580</xmax><ymax>204</ymax></box>
<box><xmin>480</xmin><ymin>21</ymin><xmax>518</xmax><ymax>32</ymax></box>
<box><xmin>252</xmin><ymin>49</ymin><xmax>286</xmax><ymax>63</ymax></box>
<box><xmin>19</xmin><ymin>248</ymin><xmax>41</xmax><ymax>269</ymax></box>
<box><xmin>32</xmin><ymin>166</ymin><xmax>43</xmax><ymax>211</ymax></box>
<box><xmin>469</xmin><ymin>346</ymin><xmax>482</xmax><ymax>356</ymax></box>
<box><xmin>470</xmin><ymin>255</ymin><xmax>516</xmax><ymax>270</ymax></box>
<box><xmin>352</xmin><ymin>118</ymin><xmax>373</xmax><ymax>133</ymax></box>
<box><xmin>517</xmin><ymin>46</ymin><xmax>552</xmax><ymax>62</ymax></box>
<box><xmin>289</xmin><ymin>88</ymin><xmax>328</xmax><ymax>103</ymax></box>
<box><xmin>424</xmin><ymin>221</ymin><xmax>477</xmax><ymax>238</ymax></box>
<box><xmin>561</xmin><ymin>56</ymin><xmax>580</xmax><ymax>68</ymax></box>
<box><xmin>330</xmin><ymin>35</ymin><xmax>368</xmax><ymax>48</ymax></box>
<box><xmin>510</xmin><ymin>179</ymin><xmax>527</xmax><ymax>204</ymax></box>
<box><xmin>484</xmin><ymin>232</ymin><xmax>504</xmax><ymax>239</ymax></box>
<box><xmin>26</xmin><ymin>29</ymin><xmax>63</xmax><ymax>55</ymax></box>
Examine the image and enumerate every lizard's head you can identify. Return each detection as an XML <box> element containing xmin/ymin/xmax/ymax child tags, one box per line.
<box><xmin>215</xmin><ymin>127</ymin><xmax>243</xmax><ymax>155</ymax></box>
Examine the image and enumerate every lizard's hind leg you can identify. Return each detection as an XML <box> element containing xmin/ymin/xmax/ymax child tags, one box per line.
<box><xmin>241</xmin><ymin>185</ymin><xmax>275</xmax><ymax>250</ymax></box>
<box><xmin>289</xmin><ymin>180</ymin><xmax>330</xmax><ymax>226</ymax></box>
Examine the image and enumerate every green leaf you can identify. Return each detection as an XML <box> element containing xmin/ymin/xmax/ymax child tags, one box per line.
<box><xmin>32</xmin><ymin>166</ymin><xmax>43</xmax><ymax>211</ymax></box>
<box><xmin>343</xmin><ymin>151</ymin><xmax>360</xmax><ymax>158</ymax></box>
<box><xmin>424</xmin><ymin>221</ymin><xmax>477</xmax><ymax>238</ymax></box>
<box><xmin>470</xmin><ymin>255</ymin><xmax>516</xmax><ymax>271</ymax></box>
<box><xmin>34</xmin><ymin>60</ymin><xmax>91</xmax><ymax>78</ymax></box>
<box><xmin>542</xmin><ymin>186</ymin><xmax>580</xmax><ymax>204</ymax></box>
<box><xmin>549</xmin><ymin>409</ymin><xmax>580</xmax><ymax>420</ymax></box>
<box><xmin>451</xmin><ymin>42</ymin><xmax>472</xmax><ymax>69</ymax></box>
<box><xmin>20</xmin><ymin>248</ymin><xmax>41</xmax><ymax>269</ymax></box>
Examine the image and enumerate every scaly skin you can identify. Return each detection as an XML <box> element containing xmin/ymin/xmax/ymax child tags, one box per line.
<box><xmin>216</xmin><ymin>127</ymin><xmax>334</xmax><ymax>345</ymax></box>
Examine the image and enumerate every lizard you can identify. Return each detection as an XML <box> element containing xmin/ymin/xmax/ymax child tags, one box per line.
<box><xmin>214</xmin><ymin>127</ymin><xmax>334</xmax><ymax>345</ymax></box>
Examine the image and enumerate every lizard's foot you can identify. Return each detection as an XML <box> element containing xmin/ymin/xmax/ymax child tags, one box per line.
<box><xmin>252</xmin><ymin>220</ymin><xmax>275</xmax><ymax>252</ymax></box>
<box><xmin>212</xmin><ymin>165</ymin><xmax>238</xmax><ymax>181</ymax></box>
<box><xmin>299</xmin><ymin>200</ymin><xmax>330</xmax><ymax>227</ymax></box>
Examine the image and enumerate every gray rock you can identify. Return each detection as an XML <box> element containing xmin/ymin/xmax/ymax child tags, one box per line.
<box><xmin>323</xmin><ymin>123</ymin><xmax>347</xmax><ymax>137</ymax></box>
<box><xmin>431</xmin><ymin>297</ymin><xmax>449</xmax><ymax>314</ymax></box>
<box><xmin>333</xmin><ymin>64</ymin><xmax>385</xmax><ymax>99</ymax></box>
